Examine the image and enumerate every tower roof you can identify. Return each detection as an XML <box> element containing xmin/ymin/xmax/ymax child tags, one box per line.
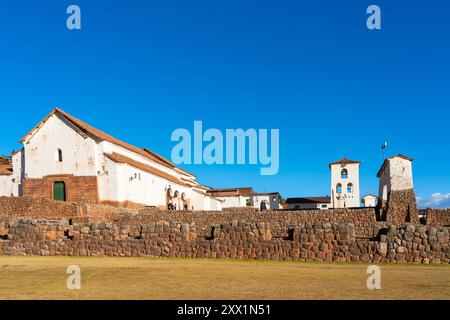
<box><xmin>376</xmin><ymin>154</ymin><xmax>414</xmax><ymax>177</ymax></box>
<box><xmin>329</xmin><ymin>158</ymin><xmax>361</xmax><ymax>168</ymax></box>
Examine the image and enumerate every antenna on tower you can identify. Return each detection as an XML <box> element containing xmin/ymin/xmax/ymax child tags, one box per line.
<box><xmin>381</xmin><ymin>141</ymin><xmax>388</xmax><ymax>160</ymax></box>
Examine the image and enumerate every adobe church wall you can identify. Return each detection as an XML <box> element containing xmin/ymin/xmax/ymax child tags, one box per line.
<box><xmin>23</xmin><ymin>176</ymin><xmax>99</xmax><ymax>204</ymax></box>
<box><xmin>0</xmin><ymin>218</ymin><xmax>448</xmax><ymax>264</ymax></box>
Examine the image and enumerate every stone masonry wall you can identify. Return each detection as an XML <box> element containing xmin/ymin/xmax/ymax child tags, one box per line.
<box><xmin>0</xmin><ymin>197</ymin><xmax>379</xmax><ymax>237</ymax></box>
<box><xmin>112</xmin><ymin>208</ymin><xmax>380</xmax><ymax>238</ymax></box>
<box><xmin>425</xmin><ymin>208</ymin><xmax>450</xmax><ymax>227</ymax></box>
<box><xmin>0</xmin><ymin>218</ymin><xmax>448</xmax><ymax>264</ymax></box>
<box><xmin>384</xmin><ymin>189</ymin><xmax>419</xmax><ymax>224</ymax></box>
<box><xmin>0</xmin><ymin>196</ymin><xmax>129</xmax><ymax>222</ymax></box>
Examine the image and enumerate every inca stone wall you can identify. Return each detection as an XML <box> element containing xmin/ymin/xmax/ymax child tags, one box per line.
<box><xmin>0</xmin><ymin>197</ymin><xmax>449</xmax><ymax>264</ymax></box>
<box><xmin>383</xmin><ymin>189</ymin><xmax>419</xmax><ymax>224</ymax></box>
<box><xmin>0</xmin><ymin>218</ymin><xmax>448</xmax><ymax>264</ymax></box>
<box><xmin>0</xmin><ymin>196</ymin><xmax>130</xmax><ymax>221</ymax></box>
<box><xmin>425</xmin><ymin>208</ymin><xmax>450</xmax><ymax>227</ymax></box>
<box><xmin>0</xmin><ymin>197</ymin><xmax>379</xmax><ymax>238</ymax></box>
<box><xmin>109</xmin><ymin>208</ymin><xmax>379</xmax><ymax>238</ymax></box>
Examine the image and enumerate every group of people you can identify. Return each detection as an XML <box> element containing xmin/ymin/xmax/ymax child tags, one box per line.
<box><xmin>167</xmin><ymin>202</ymin><xmax>177</xmax><ymax>211</ymax></box>
<box><xmin>167</xmin><ymin>202</ymin><xmax>189</xmax><ymax>211</ymax></box>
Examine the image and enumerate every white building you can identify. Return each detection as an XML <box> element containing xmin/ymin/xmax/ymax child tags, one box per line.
<box><xmin>377</xmin><ymin>154</ymin><xmax>414</xmax><ymax>203</ymax></box>
<box><xmin>7</xmin><ymin>108</ymin><xmax>222</xmax><ymax>210</ymax></box>
<box><xmin>206</xmin><ymin>188</ymin><xmax>282</xmax><ymax>210</ymax></box>
<box><xmin>362</xmin><ymin>194</ymin><xmax>378</xmax><ymax>208</ymax></box>
<box><xmin>286</xmin><ymin>197</ymin><xmax>331</xmax><ymax>210</ymax></box>
<box><xmin>0</xmin><ymin>160</ymin><xmax>13</xmax><ymax>196</ymax></box>
<box><xmin>330</xmin><ymin>158</ymin><xmax>361</xmax><ymax>208</ymax></box>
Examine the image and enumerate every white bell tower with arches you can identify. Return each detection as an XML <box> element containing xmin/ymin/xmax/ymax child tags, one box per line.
<box><xmin>329</xmin><ymin>158</ymin><xmax>361</xmax><ymax>208</ymax></box>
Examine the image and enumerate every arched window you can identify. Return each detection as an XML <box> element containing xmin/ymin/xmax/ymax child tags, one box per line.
<box><xmin>57</xmin><ymin>149</ymin><xmax>63</xmax><ymax>162</ymax></box>
<box><xmin>336</xmin><ymin>183</ymin><xmax>342</xmax><ymax>194</ymax></box>
<box><xmin>341</xmin><ymin>169</ymin><xmax>348</xmax><ymax>179</ymax></box>
<box><xmin>347</xmin><ymin>183</ymin><xmax>353</xmax><ymax>193</ymax></box>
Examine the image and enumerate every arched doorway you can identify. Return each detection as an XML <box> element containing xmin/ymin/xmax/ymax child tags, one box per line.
<box><xmin>181</xmin><ymin>193</ymin><xmax>187</xmax><ymax>211</ymax></box>
<box><xmin>166</xmin><ymin>188</ymin><xmax>174</xmax><ymax>210</ymax></box>
<box><xmin>260</xmin><ymin>200</ymin><xmax>269</xmax><ymax>211</ymax></box>
<box><xmin>173</xmin><ymin>191</ymin><xmax>180</xmax><ymax>210</ymax></box>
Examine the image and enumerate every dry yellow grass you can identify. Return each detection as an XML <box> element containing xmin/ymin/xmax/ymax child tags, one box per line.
<box><xmin>0</xmin><ymin>256</ymin><xmax>449</xmax><ymax>300</ymax></box>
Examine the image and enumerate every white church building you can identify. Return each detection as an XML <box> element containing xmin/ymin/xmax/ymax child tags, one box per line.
<box><xmin>0</xmin><ymin>108</ymin><xmax>222</xmax><ymax>210</ymax></box>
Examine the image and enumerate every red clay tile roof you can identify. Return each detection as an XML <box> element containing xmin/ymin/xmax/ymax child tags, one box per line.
<box><xmin>362</xmin><ymin>194</ymin><xmax>378</xmax><ymax>198</ymax></box>
<box><xmin>143</xmin><ymin>148</ymin><xmax>193</xmax><ymax>177</ymax></box>
<box><xmin>329</xmin><ymin>158</ymin><xmax>361</xmax><ymax>167</ymax></box>
<box><xmin>0</xmin><ymin>163</ymin><xmax>13</xmax><ymax>176</ymax></box>
<box><xmin>286</xmin><ymin>197</ymin><xmax>331</xmax><ymax>204</ymax></box>
<box><xmin>377</xmin><ymin>154</ymin><xmax>414</xmax><ymax>177</ymax></box>
<box><xmin>207</xmin><ymin>187</ymin><xmax>255</xmax><ymax>197</ymax></box>
<box><xmin>11</xmin><ymin>148</ymin><xmax>24</xmax><ymax>157</ymax></box>
<box><xmin>104</xmin><ymin>152</ymin><xmax>189</xmax><ymax>187</ymax></box>
<box><xmin>20</xmin><ymin>108</ymin><xmax>195</xmax><ymax>178</ymax></box>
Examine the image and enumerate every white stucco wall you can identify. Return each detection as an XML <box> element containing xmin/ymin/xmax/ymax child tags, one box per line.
<box><xmin>209</xmin><ymin>197</ymin><xmax>222</xmax><ymax>211</ymax></box>
<box><xmin>330</xmin><ymin>163</ymin><xmax>360</xmax><ymax>208</ymax></box>
<box><xmin>11</xmin><ymin>149</ymin><xmax>24</xmax><ymax>196</ymax></box>
<box><xmin>217</xmin><ymin>196</ymin><xmax>243</xmax><ymax>208</ymax></box>
<box><xmin>104</xmin><ymin>160</ymin><xmax>193</xmax><ymax>208</ymax></box>
<box><xmin>0</xmin><ymin>175</ymin><xmax>13</xmax><ymax>196</ymax></box>
<box><xmin>362</xmin><ymin>196</ymin><xmax>378</xmax><ymax>207</ymax></box>
<box><xmin>287</xmin><ymin>202</ymin><xmax>330</xmax><ymax>210</ymax></box>
<box><xmin>217</xmin><ymin>193</ymin><xmax>280</xmax><ymax>210</ymax></box>
<box><xmin>100</xmin><ymin>141</ymin><xmax>193</xmax><ymax>184</ymax></box>
<box><xmin>190</xmin><ymin>190</ymin><xmax>206</xmax><ymax>211</ymax></box>
<box><xmin>15</xmin><ymin>111</ymin><xmax>217</xmax><ymax>211</ymax></box>
<box><xmin>253</xmin><ymin>194</ymin><xmax>281</xmax><ymax>210</ymax></box>
<box><xmin>388</xmin><ymin>157</ymin><xmax>414</xmax><ymax>190</ymax></box>
<box><xmin>378</xmin><ymin>157</ymin><xmax>413</xmax><ymax>202</ymax></box>
<box><xmin>23</xmin><ymin>114</ymin><xmax>98</xmax><ymax>178</ymax></box>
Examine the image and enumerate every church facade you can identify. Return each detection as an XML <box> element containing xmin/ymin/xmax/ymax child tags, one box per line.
<box><xmin>4</xmin><ymin>108</ymin><xmax>222</xmax><ymax>210</ymax></box>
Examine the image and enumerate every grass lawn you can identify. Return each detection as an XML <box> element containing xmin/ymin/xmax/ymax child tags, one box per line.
<box><xmin>0</xmin><ymin>256</ymin><xmax>449</xmax><ymax>300</ymax></box>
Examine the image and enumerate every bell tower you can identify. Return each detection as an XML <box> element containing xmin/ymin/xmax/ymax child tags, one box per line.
<box><xmin>330</xmin><ymin>158</ymin><xmax>361</xmax><ymax>208</ymax></box>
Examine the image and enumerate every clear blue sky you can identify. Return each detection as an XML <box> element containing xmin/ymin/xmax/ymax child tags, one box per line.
<box><xmin>0</xmin><ymin>1</ymin><xmax>449</xmax><ymax>207</ymax></box>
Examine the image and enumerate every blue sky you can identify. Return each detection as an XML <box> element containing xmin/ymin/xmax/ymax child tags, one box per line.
<box><xmin>0</xmin><ymin>1</ymin><xmax>449</xmax><ymax>207</ymax></box>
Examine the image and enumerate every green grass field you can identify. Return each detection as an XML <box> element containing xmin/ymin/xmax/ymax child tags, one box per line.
<box><xmin>0</xmin><ymin>256</ymin><xmax>449</xmax><ymax>300</ymax></box>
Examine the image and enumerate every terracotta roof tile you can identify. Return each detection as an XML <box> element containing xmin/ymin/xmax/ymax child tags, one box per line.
<box><xmin>104</xmin><ymin>152</ymin><xmax>189</xmax><ymax>187</ymax></box>
<box><xmin>0</xmin><ymin>163</ymin><xmax>13</xmax><ymax>176</ymax></box>
<box><xmin>207</xmin><ymin>187</ymin><xmax>255</xmax><ymax>197</ymax></box>
<box><xmin>329</xmin><ymin>158</ymin><xmax>361</xmax><ymax>167</ymax></box>
<box><xmin>286</xmin><ymin>197</ymin><xmax>331</xmax><ymax>204</ymax></box>
<box><xmin>20</xmin><ymin>108</ymin><xmax>195</xmax><ymax>177</ymax></box>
